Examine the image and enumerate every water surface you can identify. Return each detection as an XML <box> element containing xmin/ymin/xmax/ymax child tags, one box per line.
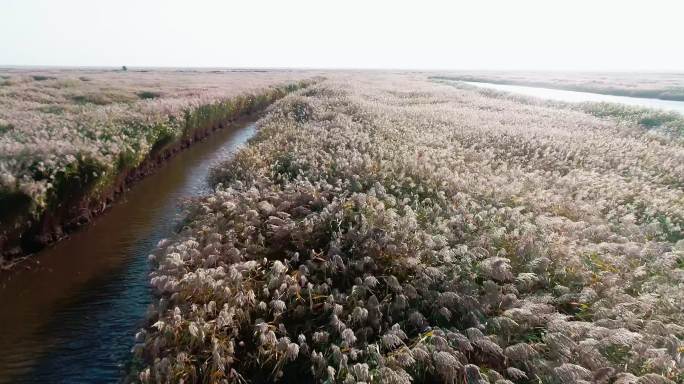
<box><xmin>0</xmin><ymin>121</ymin><xmax>257</xmax><ymax>383</ymax></box>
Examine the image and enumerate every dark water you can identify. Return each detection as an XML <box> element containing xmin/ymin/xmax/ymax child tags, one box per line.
<box><xmin>0</xmin><ymin>121</ymin><xmax>257</xmax><ymax>383</ymax></box>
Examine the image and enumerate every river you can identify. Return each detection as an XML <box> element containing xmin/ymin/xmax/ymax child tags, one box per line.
<box><xmin>0</xmin><ymin>120</ymin><xmax>257</xmax><ymax>383</ymax></box>
<box><xmin>462</xmin><ymin>81</ymin><xmax>684</xmax><ymax>115</ymax></box>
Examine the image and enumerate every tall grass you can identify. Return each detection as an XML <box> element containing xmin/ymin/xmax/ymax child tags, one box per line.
<box><xmin>0</xmin><ymin>68</ymin><xmax>316</xmax><ymax>257</ymax></box>
<box><xmin>577</xmin><ymin>102</ymin><xmax>684</xmax><ymax>138</ymax></box>
<box><xmin>132</xmin><ymin>76</ymin><xmax>684</xmax><ymax>383</ymax></box>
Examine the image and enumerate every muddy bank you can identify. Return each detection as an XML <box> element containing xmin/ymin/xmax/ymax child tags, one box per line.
<box><xmin>0</xmin><ymin>82</ymin><xmax>311</xmax><ymax>262</ymax></box>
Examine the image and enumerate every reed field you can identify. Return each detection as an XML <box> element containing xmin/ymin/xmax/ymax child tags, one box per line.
<box><xmin>131</xmin><ymin>74</ymin><xmax>684</xmax><ymax>383</ymax></box>
<box><xmin>0</xmin><ymin>68</ymin><xmax>314</xmax><ymax>258</ymax></box>
<box><xmin>3</xmin><ymin>1</ymin><xmax>683</xmax><ymax>383</ymax></box>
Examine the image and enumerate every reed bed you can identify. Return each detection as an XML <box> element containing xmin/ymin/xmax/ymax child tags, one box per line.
<box><xmin>133</xmin><ymin>74</ymin><xmax>683</xmax><ymax>383</ymax></box>
<box><xmin>0</xmin><ymin>68</ymin><xmax>315</xmax><ymax>257</ymax></box>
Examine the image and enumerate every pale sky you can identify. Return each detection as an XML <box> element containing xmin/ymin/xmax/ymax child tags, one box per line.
<box><xmin>2</xmin><ymin>0</ymin><xmax>683</xmax><ymax>70</ymax></box>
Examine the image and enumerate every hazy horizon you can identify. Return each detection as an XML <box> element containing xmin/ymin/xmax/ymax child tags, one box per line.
<box><xmin>2</xmin><ymin>65</ymin><xmax>684</xmax><ymax>74</ymax></box>
<box><xmin>2</xmin><ymin>0</ymin><xmax>684</xmax><ymax>71</ymax></box>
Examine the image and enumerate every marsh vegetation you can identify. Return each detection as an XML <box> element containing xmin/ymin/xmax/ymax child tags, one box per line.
<box><xmin>130</xmin><ymin>74</ymin><xmax>684</xmax><ymax>383</ymax></box>
<box><xmin>0</xmin><ymin>68</ymin><xmax>314</xmax><ymax>258</ymax></box>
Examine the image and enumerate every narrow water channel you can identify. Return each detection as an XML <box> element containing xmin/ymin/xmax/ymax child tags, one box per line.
<box><xmin>462</xmin><ymin>81</ymin><xmax>684</xmax><ymax>115</ymax></box>
<box><xmin>0</xmin><ymin>120</ymin><xmax>258</xmax><ymax>383</ymax></box>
